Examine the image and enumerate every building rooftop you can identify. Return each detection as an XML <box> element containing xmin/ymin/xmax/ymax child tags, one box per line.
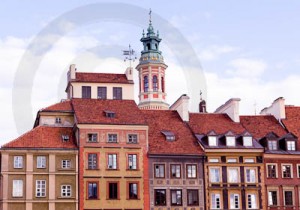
<box><xmin>73</xmin><ymin>72</ymin><xmax>133</xmax><ymax>84</ymax></box>
<box><xmin>282</xmin><ymin>106</ymin><xmax>300</xmax><ymax>149</ymax></box>
<box><xmin>41</xmin><ymin>100</ymin><xmax>73</xmax><ymax>112</ymax></box>
<box><xmin>142</xmin><ymin>110</ymin><xmax>203</xmax><ymax>155</ymax></box>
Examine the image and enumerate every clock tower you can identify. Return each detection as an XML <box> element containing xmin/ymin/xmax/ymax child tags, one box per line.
<box><xmin>136</xmin><ymin>11</ymin><xmax>169</xmax><ymax>110</ymax></box>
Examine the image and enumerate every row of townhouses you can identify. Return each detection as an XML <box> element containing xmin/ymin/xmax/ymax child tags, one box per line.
<box><xmin>1</xmin><ymin>18</ymin><xmax>300</xmax><ymax>210</ymax></box>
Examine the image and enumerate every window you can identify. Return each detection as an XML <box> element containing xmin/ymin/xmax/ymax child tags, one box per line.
<box><xmin>108</xmin><ymin>182</ymin><xmax>118</xmax><ymax>199</ymax></box>
<box><xmin>170</xmin><ymin>164</ymin><xmax>181</xmax><ymax>178</ymax></box>
<box><xmin>209</xmin><ymin>168</ymin><xmax>220</xmax><ymax>183</ymax></box>
<box><xmin>97</xmin><ymin>86</ymin><xmax>107</xmax><ymax>99</ymax></box>
<box><xmin>161</xmin><ymin>130</ymin><xmax>175</xmax><ymax>141</ymax></box>
<box><xmin>187</xmin><ymin>189</ymin><xmax>199</xmax><ymax>206</ymax></box>
<box><xmin>12</xmin><ymin>180</ymin><xmax>23</xmax><ymax>197</ymax></box>
<box><xmin>187</xmin><ymin>164</ymin><xmax>197</xmax><ymax>178</ymax></box>
<box><xmin>230</xmin><ymin>193</ymin><xmax>240</xmax><ymax>209</ymax></box>
<box><xmin>248</xmin><ymin>194</ymin><xmax>257</xmax><ymax>209</ymax></box>
<box><xmin>55</xmin><ymin>117</ymin><xmax>61</xmax><ymax>124</ymax></box>
<box><xmin>208</xmin><ymin>136</ymin><xmax>217</xmax><ymax>146</ymax></box>
<box><xmin>209</xmin><ymin>158</ymin><xmax>219</xmax><ymax>163</ymax></box>
<box><xmin>144</xmin><ymin>76</ymin><xmax>148</xmax><ymax>92</ymax></box>
<box><xmin>226</xmin><ymin>136</ymin><xmax>235</xmax><ymax>146</ymax></box>
<box><xmin>268</xmin><ymin>191</ymin><xmax>277</xmax><ymax>206</ymax></box>
<box><xmin>227</xmin><ymin>158</ymin><xmax>237</xmax><ymax>163</ymax></box>
<box><xmin>161</xmin><ymin>77</ymin><xmax>165</xmax><ymax>93</ymax></box>
<box><xmin>62</xmin><ymin>135</ymin><xmax>69</xmax><ymax>142</ymax></box>
<box><xmin>153</xmin><ymin>75</ymin><xmax>158</xmax><ymax>91</ymax></box>
<box><xmin>61</xmin><ymin>185</ymin><xmax>71</xmax><ymax>197</ymax></box>
<box><xmin>228</xmin><ymin>168</ymin><xmax>239</xmax><ymax>183</ymax></box>
<box><xmin>82</xmin><ymin>86</ymin><xmax>91</xmax><ymax>98</ymax></box>
<box><xmin>108</xmin><ymin>134</ymin><xmax>118</xmax><ymax>143</ymax></box>
<box><xmin>37</xmin><ymin>156</ymin><xmax>46</xmax><ymax>168</ymax></box>
<box><xmin>62</xmin><ymin>160</ymin><xmax>71</xmax><ymax>169</ymax></box>
<box><xmin>268</xmin><ymin>140</ymin><xmax>277</xmax><ymax>150</ymax></box>
<box><xmin>36</xmin><ymin>180</ymin><xmax>46</xmax><ymax>197</ymax></box>
<box><xmin>104</xmin><ymin>110</ymin><xmax>115</xmax><ymax>118</ymax></box>
<box><xmin>113</xmin><ymin>87</ymin><xmax>122</xmax><ymax>99</ymax></box>
<box><xmin>282</xmin><ymin>165</ymin><xmax>292</xmax><ymax>178</ymax></box>
<box><xmin>243</xmin><ymin>136</ymin><xmax>253</xmax><ymax>146</ymax></box>
<box><xmin>267</xmin><ymin>164</ymin><xmax>277</xmax><ymax>178</ymax></box>
<box><xmin>154</xmin><ymin>189</ymin><xmax>166</xmax><ymax>206</ymax></box>
<box><xmin>108</xmin><ymin>154</ymin><xmax>117</xmax><ymax>169</ymax></box>
<box><xmin>128</xmin><ymin>183</ymin><xmax>138</xmax><ymax>199</ymax></box>
<box><xmin>284</xmin><ymin>191</ymin><xmax>293</xmax><ymax>206</ymax></box>
<box><xmin>211</xmin><ymin>193</ymin><xmax>221</xmax><ymax>209</ymax></box>
<box><xmin>128</xmin><ymin>154</ymin><xmax>137</xmax><ymax>170</ymax></box>
<box><xmin>287</xmin><ymin>141</ymin><xmax>296</xmax><ymax>151</ymax></box>
<box><xmin>245</xmin><ymin>168</ymin><xmax>256</xmax><ymax>183</ymax></box>
<box><xmin>87</xmin><ymin>133</ymin><xmax>98</xmax><ymax>142</ymax></box>
<box><xmin>88</xmin><ymin>154</ymin><xmax>98</xmax><ymax>169</ymax></box>
<box><xmin>88</xmin><ymin>182</ymin><xmax>98</xmax><ymax>199</ymax></box>
<box><xmin>14</xmin><ymin>156</ymin><xmax>23</xmax><ymax>169</ymax></box>
<box><xmin>128</xmin><ymin>134</ymin><xmax>138</xmax><ymax>144</ymax></box>
<box><xmin>154</xmin><ymin>164</ymin><xmax>165</xmax><ymax>178</ymax></box>
<box><xmin>244</xmin><ymin>158</ymin><xmax>255</xmax><ymax>163</ymax></box>
<box><xmin>298</xmin><ymin>165</ymin><xmax>300</xmax><ymax>178</ymax></box>
<box><xmin>171</xmin><ymin>190</ymin><xmax>182</xmax><ymax>206</ymax></box>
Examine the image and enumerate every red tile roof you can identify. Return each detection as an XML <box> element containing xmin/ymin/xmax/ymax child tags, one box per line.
<box><xmin>2</xmin><ymin>126</ymin><xmax>77</xmax><ymax>149</ymax></box>
<box><xmin>142</xmin><ymin>110</ymin><xmax>203</xmax><ymax>155</ymax></box>
<box><xmin>41</xmin><ymin>100</ymin><xmax>73</xmax><ymax>112</ymax></box>
<box><xmin>189</xmin><ymin>113</ymin><xmax>245</xmax><ymax>135</ymax></box>
<box><xmin>73</xmin><ymin>72</ymin><xmax>133</xmax><ymax>84</ymax></box>
<box><xmin>72</xmin><ymin>99</ymin><xmax>146</xmax><ymax>125</ymax></box>
<box><xmin>240</xmin><ymin>115</ymin><xmax>287</xmax><ymax>140</ymax></box>
<box><xmin>282</xmin><ymin>106</ymin><xmax>300</xmax><ymax>148</ymax></box>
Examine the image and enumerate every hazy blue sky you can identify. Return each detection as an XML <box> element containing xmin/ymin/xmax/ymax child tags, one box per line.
<box><xmin>1</xmin><ymin>0</ymin><xmax>300</xmax><ymax>144</ymax></box>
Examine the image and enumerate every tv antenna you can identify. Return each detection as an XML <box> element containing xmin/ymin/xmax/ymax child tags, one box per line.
<box><xmin>123</xmin><ymin>44</ymin><xmax>137</xmax><ymax>68</ymax></box>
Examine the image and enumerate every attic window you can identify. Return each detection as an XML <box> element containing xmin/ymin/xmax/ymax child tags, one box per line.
<box><xmin>55</xmin><ymin>117</ymin><xmax>61</xmax><ymax>124</ymax></box>
<box><xmin>62</xmin><ymin>135</ymin><xmax>69</xmax><ymax>142</ymax></box>
<box><xmin>104</xmin><ymin>110</ymin><xmax>115</xmax><ymax>118</ymax></box>
<box><xmin>226</xmin><ymin>136</ymin><xmax>235</xmax><ymax>146</ymax></box>
<box><xmin>287</xmin><ymin>141</ymin><xmax>296</xmax><ymax>151</ymax></box>
<box><xmin>161</xmin><ymin>130</ymin><xmax>175</xmax><ymax>141</ymax></box>
<box><xmin>208</xmin><ymin>136</ymin><xmax>217</xmax><ymax>146</ymax></box>
<box><xmin>243</xmin><ymin>136</ymin><xmax>253</xmax><ymax>146</ymax></box>
<box><xmin>268</xmin><ymin>140</ymin><xmax>277</xmax><ymax>150</ymax></box>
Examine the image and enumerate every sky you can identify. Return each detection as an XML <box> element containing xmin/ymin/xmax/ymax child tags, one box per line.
<box><xmin>1</xmin><ymin>0</ymin><xmax>300</xmax><ymax>144</ymax></box>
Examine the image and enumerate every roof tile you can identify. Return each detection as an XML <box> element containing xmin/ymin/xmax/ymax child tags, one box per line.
<box><xmin>74</xmin><ymin>72</ymin><xmax>133</xmax><ymax>84</ymax></box>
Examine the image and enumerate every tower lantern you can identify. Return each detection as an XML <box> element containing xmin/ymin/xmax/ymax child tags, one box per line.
<box><xmin>136</xmin><ymin>10</ymin><xmax>169</xmax><ymax>110</ymax></box>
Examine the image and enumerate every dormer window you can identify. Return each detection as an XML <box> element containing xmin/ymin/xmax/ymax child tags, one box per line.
<box><xmin>287</xmin><ymin>141</ymin><xmax>296</xmax><ymax>151</ymax></box>
<box><xmin>268</xmin><ymin>140</ymin><xmax>277</xmax><ymax>150</ymax></box>
<box><xmin>226</xmin><ymin>136</ymin><xmax>235</xmax><ymax>146</ymax></box>
<box><xmin>62</xmin><ymin>135</ymin><xmax>69</xmax><ymax>142</ymax></box>
<box><xmin>208</xmin><ymin>136</ymin><xmax>217</xmax><ymax>146</ymax></box>
<box><xmin>243</xmin><ymin>136</ymin><xmax>253</xmax><ymax>147</ymax></box>
<box><xmin>104</xmin><ymin>110</ymin><xmax>115</xmax><ymax>118</ymax></box>
<box><xmin>161</xmin><ymin>130</ymin><xmax>175</xmax><ymax>141</ymax></box>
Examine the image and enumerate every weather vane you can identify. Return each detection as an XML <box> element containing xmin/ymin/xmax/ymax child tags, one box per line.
<box><xmin>149</xmin><ymin>8</ymin><xmax>152</xmax><ymax>23</ymax></box>
<box><xmin>123</xmin><ymin>44</ymin><xmax>137</xmax><ymax>68</ymax></box>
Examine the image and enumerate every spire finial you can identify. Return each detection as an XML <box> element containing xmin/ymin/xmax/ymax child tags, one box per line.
<box><xmin>200</xmin><ymin>90</ymin><xmax>203</xmax><ymax>100</ymax></box>
<box><xmin>149</xmin><ymin>8</ymin><xmax>152</xmax><ymax>23</ymax></box>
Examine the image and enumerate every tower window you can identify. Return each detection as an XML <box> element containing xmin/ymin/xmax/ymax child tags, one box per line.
<box><xmin>147</xmin><ymin>43</ymin><xmax>151</xmax><ymax>50</ymax></box>
<box><xmin>155</xmin><ymin>43</ymin><xmax>158</xmax><ymax>50</ymax></box>
<box><xmin>144</xmin><ymin>76</ymin><xmax>149</xmax><ymax>92</ymax></box>
<box><xmin>153</xmin><ymin>75</ymin><xmax>158</xmax><ymax>91</ymax></box>
<box><xmin>161</xmin><ymin>77</ymin><xmax>165</xmax><ymax>93</ymax></box>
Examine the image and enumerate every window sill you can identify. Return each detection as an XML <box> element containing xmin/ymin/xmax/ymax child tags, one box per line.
<box><xmin>106</xmin><ymin>198</ymin><xmax>120</xmax><ymax>200</ymax></box>
<box><xmin>57</xmin><ymin>196</ymin><xmax>75</xmax><ymax>199</ymax></box>
<box><xmin>86</xmin><ymin>198</ymin><xmax>100</xmax><ymax>200</ymax></box>
<box><xmin>58</xmin><ymin>168</ymin><xmax>74</xmax><ymax>171</ymax></box>
<box><xmin>86</xmin><ymin>168</ymin><xmax>100</xmax><ymax>170</ymax></box>
<box><xmin>127</xmin><ymin>198</ymin><xmax>140</xmax><ymax>200</ymax></box>
<box><xmin>126</xmin><ymin>169</ymin><xmax>139</xmax><ymax>171</ymax></box>
<box><xmin>106</xmin><ymin>168</ymin><xmax>119</xmax><ymax>171</ymax></box>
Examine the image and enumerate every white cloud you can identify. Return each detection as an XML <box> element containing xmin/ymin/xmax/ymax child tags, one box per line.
<box><xmin>199</xmin><ymin>45</ymin><xmax>238</xmax><ymax>61</ymax></box>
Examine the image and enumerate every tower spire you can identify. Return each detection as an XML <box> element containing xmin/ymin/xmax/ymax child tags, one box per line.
<box><xmin>149</xmin><ymin>8</ymin><xmax>152</xmax><ymax>23</ymax></box>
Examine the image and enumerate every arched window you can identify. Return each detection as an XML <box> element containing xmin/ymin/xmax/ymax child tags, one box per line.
<box><xmin>153</xmin><ymin>75</ymin><xmax>158</xmax><ymax>91</ymax></box>
<box><xmin>144</xmin><ymin>76</ymin><xmax>149</xmax><ymax>92</ymax></box>
<box><xmin>161</xmin><ymin>77</ymin><xmax>165</xmax><ymax>93</ymax></box>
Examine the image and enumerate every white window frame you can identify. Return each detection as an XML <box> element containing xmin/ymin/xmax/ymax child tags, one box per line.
<box><xmin>36</xmin><ymin>180</ymin><xmax>46</xmax><ymax>197</ymax></box>
<box><xmin>37</xmin><ymin>156</ymin><xmax>46</xmax><ymax>169</ymax></box>
<box><xmin>12</xmin><ymin>180</ymin><xmax>23</xmax><ymax>197</ymax></box>
<box><xmin>55</xmin><ymin>117</ymin><xmax>61</xmax><ymax>124</ymax></box>
<box><xmin>283</xmin><ymin>190</ymin><xmax>294</xmax><ymax>206</ymax></box>
<box><xmin>226</xmin><ymin>136</ymin><xmax>236</xmax><ymax>146</ymax></box>
<box><xmin>211</xmin><ymin>193</ymin><xmax>221</xmax><ymax>209</ymax></box>
<box><xmin>268</xmin><ymin>190</ymin><xmax>278</xmax><ymax>206</ymax></box>
<box><xmin>282</xmin><ymin>164</ymin><xmax>293</xmax><ymax>178</ymax></box>
<box><xmin>128</xmin><ymin>134</ymin><xmax>138</xmax><ymax>144</ymax></box>
<box><xmin>108</xmin><ymin>154</ymin><xmax>117</xmax><ymax>169</ymax></box>
<box><xmin>228</xmin><ymin>168</ymin><xmax>239</xmax><ymax>183</ymax></box>
<box><xmin>187</xmin><ymin>164</ymin><xmax>197</xmax><ymax>178</ymax></box>
<box><xmin>61</xmin><ymin>185</ymin><xmax>71</xmax><ymax>197</ymax></box>
<box><xmin>61</xmin><ymin>159</ymin><xmax>71</xmax><ymax>169</ymax></box>
<box><xmin>266</xmin><ymin>163</ymin><xmax>278</xmax><ymax>178</ymax></box>
<box><xmin>243</xmin><ymin>136</ymin><xmax>253</xmax><ymax>146</ymax></box>
<box><xmin>128</xmin><ymin>154</ymin><xmax>137</xmax><ymax>170</ymax></box>
<box><xmin>268</xmin><ymin>140</ymin><xmax>277</xmax><ymax>150</ymax></box>
<box><xmin>87</xmin><ymin>133</ymin><xmax>98</xmax><ymax>142</ymax></box>
<box><xmin>247</xmin><ymin>193</ymin><xmax>257</xmax><ymax>209</ymax></box>
<box><xmin>209</xmin><ymin>167</ymin><xmax>220</xmax><ymax>183</ymax></box>
<box><xmin>108</xmin><ymin>134</ymin><xmax>118</xmax><ymax>143</ymax></box>
<box><xmin>227</xmin><ymin>158</ymin><xmax>237</xmax><ymax>163</ymax></box>
<box><xmin>208</xmin><ymin>136</ymin><xmax>217</xmax><ymax>146</ymax></box>
<box><xmin>230</xmin><ymin>193</ymin><xmax>240</xmax><ymax>209</ymax></box>
<box><xmin>245</xmin><ymin>168</ymin><xmax>256</xmax><ymax>183</ymax></box>
<box><xmin>14</xmin><ymin>156</ymin><xmax>23</xmax><ymax>169</ymax></box>
<box><xmin>287</xmin><ymin>141</ymin><xmax>296</xmax><ymax>151</ymax></box>
<box><xmin>244</xmin><ymin>158</ymin><xmax>255</xmax><ymax>163</ymax></box>
<box><xmin>209</xmin><ymin>158</ymin><xmax>219</xmax><ymax>163</ymax></box>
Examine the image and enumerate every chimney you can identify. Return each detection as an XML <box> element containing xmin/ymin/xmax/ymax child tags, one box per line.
<box><xmin>68</xmin><ymin>64</ymin><xmax>76</xmax><ymax>81</ymax></box>
<box><xmin>125</xmin><ymin>67</ymin><xmax>133</xmax><ymax>81</ymax></box>
<box><xmin>170</xmin><ymin>94</ymin><xmax>190</xmax><ymax>122</ymax></box>
<box><xmin>215</xmin><ymin>98</ymin><xmax>241</xmax><ymax>123</ymax></box>
<box><xmin>260</xmin><ymin>97</ymin><xmax>286</xmax><ymax>120</ymax></box>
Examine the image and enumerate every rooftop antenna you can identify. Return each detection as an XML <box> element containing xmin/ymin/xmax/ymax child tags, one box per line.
<box><xmin>200</xmin><ymin>90</ymin><xmax>203</xmax><ymax>100</ymax></box>
<box><xmin>123</xmin><ymin>44</ymin><xmax>137</xmax><ymax>68</ymax></box>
